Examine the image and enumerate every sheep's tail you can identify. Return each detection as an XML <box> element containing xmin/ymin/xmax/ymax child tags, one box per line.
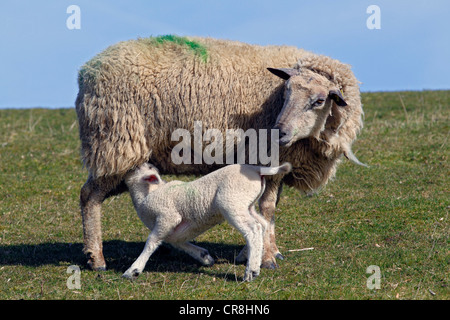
<box><xmin>259</xmin><ymin>162</ymin><xmax>292</xmax><ymax>176</ymax></box>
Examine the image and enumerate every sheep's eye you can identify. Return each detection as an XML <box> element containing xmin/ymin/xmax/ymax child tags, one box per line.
<box><xmin>314</xmin><ymin>99</ymin><xmax>325</xmax><ymax>105</ymax></box>
<box><xmin>311</xmin><ymin>99</ymin><xmax>325</xmax><ymax>108</ymax></box>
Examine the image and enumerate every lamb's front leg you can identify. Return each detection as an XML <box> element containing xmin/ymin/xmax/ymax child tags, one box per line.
<box><xmin>122</xmin><ymin>232</ymin><xmax>163</xmax><ymax>279</ymax></box>
<box><xmin>123</xmin><ymin>215</ymin><xmax>181</xmax><ymax>279</ymax></box>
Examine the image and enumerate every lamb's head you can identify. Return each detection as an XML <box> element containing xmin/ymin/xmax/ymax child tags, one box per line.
<box><xmin>124</xmin><ymin>163</ymin><xmax>164</xmax><ymax>193</ymax></box>
<box><xmin>269</xmin><ymin>67</ymin><xmax>348</xmax><ymax>147</ymax></box>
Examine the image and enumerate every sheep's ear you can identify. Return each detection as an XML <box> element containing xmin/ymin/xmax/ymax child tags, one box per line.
<box><xmin>143</xmin><ymin>175</ymin><xmax>159</xmax><ymax>184</ymax></box>
<box><xmin>267</xmin><ymin>67</ymin><xmax>299</xmax><ymax>80</ymax></box>
<box><xmin>329</xmin><ymin>89</ymin><xmax>347</xmax><ymax>107</ymax></box>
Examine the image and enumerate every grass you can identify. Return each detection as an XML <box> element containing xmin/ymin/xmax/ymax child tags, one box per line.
<box><xmin>0</xmin><ymin>90</ymin><xmax>448</xmax><ymax>300</ymax></box>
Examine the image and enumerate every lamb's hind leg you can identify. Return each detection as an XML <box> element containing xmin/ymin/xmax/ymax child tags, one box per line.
<box><xmin>172</xmin><ymin>242</ymin><xmax>215</xmax><ymax>266</ymax></box>
<box><xmin>224</xmin><ymin>210</ymin><xmax>264</xmax><ymax>281</ymax></box>
<box><xmin>236</xmin><ymin>206</ymin><xmax>268</xmax><ymax>264</ymax></box>
<box><xmin>236</xmin><ymin>185</ymin><xmax>282</xmax><ymax>269</ymax></box>
<box><xmin>242</xmin><ymin>221</ymin><xmax>264</xmax><ymax>281</ymax></box>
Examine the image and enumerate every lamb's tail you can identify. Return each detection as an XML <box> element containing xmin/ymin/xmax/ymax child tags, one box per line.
<box><xmin>260</xmin><ymin>162</ymin><xmax>292</xmax><ymax>176</ymax></box>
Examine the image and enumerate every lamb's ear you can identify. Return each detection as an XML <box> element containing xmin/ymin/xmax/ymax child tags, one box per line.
<box><xmin>267</xmin><ymin>67</ymin><xmax>299</xmax><ymax>80</ymax></box>
<box><xmin>329</xmin><ymin>89</ymin><xmax>347</xmax><ymax>107</ymax></box>
<box><xmin>143</xmin><ymin>174</ymin><xmax>160</xmax><ymax>184</ymax></box>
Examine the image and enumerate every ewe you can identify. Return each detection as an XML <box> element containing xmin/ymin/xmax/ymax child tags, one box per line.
<box><xmin>76</xmin><ymin>35</ymin><xmax>365</xmax><ymax>271</ymax></box>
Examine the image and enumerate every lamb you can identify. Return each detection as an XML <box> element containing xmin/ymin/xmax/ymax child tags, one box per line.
<box><xmin>75</xmin><ymin>35</ymin><xmax>365</xmax><ymax>271</ymax></box>
<box><xmin>122</xmin><ymin>162</ymin><xmax>292</xmax><ymax>281</ymax></box>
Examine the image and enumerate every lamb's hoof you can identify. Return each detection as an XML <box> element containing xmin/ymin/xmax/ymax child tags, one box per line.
<box><xmin>235</xmin><ymin>255</ymin><xmax>247</xmax><ymax>265</ymax></box>
<box><xmin>122</xmin><ymin>269</ymin><xmax>141</xmax><ymax>280</ymax></box>
<box><xmin>244</xmin><ymin>270</ymin><xmax>259</xmax><ymax>282</ymax></box>
<box><xmin>202</xmin><ymin>254</ymin><xmax>215</xmax><ymax>267</ymax></box>
<box><xmin>235</xmin><ymin>249</ymin><xmax>248</xmax><ymax>264</ymax></box>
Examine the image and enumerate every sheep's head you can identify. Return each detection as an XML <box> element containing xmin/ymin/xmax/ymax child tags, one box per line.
<box><xmin>124</xmin><ymin>163</ymin><xmax>164</xmax><ymax>192</ymax></box>
<box><xmin>268</xmin><ymin>67</ymin><xmax>347</xmax><ymax>147</ymax></box>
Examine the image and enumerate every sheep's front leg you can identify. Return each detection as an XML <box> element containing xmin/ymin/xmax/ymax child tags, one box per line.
<box><xmin>80</xmin><ymin>175</ymin><xmax>109</xmax><ymax>271</ymax></box>
<box><xmin>256</xmin><ymin>181</ymin><xmax>282</xmax><ymax>269</ymax></box>
<box><xmin>236</xmin><ymin>183</ymin><xmax>282</xmax><ymax>269</ymax></box>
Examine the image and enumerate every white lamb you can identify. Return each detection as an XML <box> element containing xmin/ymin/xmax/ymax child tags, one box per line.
<box><xmin>122</xmin><ymin>162</ymin><xmax>292</xmax><ymax>281</ymax></box>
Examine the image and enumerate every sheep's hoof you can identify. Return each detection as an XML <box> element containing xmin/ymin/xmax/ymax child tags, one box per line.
<box><xmin>122</xmin><ymin>269</ymin><xmax>141</xmax><ymax>280</ymax></box>
<box><xmin>275</xmin><ymin>253</ymin><xmax>284</xmax><ymax>261</ymax></box>
<box><xmin>86</xmin><ymin>254</ymin><xmax>107</xmax><ymax>271</ymax></box>
<box><xmin>91</xmin><ymin>265</ymin><xmax>107</xmax><ymax>272</ymax></box>
<box><xmin>261</xmin><ymin>259</ymin><xmax>278</xmax><ymax>270</ymax></box>
<box><xmin>87</xmin><ymin>259</ymin><xmax>106</xmax><ymax>271</ymax></box>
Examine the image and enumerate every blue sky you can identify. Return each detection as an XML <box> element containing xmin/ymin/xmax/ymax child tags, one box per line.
<box><xmin>0</xmin><ymin>0</ymin><xmax>449</xmax><ymax>108</ymax></box>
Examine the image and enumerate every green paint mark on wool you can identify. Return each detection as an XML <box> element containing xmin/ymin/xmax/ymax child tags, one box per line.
<box><xmin>78</xmin><ymin>57</ymin><xmax>103</xmax><ymax>87</ymax></box>
<box><xmin>150</xmin><ymin>35</ymin><xmax>208</xmax><ymax>62</ymax></box>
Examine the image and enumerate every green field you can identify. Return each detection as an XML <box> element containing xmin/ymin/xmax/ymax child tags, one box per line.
<box><xmin>0</xmin><ymin>90</ymin><xmax>448</xmax><ymax>299</ymax></box>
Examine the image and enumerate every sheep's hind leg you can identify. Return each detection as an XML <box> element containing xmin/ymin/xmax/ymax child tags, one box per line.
<box><xmin>172</xmin><ymin>242</ymin><xmax>215</xmax><ymax>266</ymax></box>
